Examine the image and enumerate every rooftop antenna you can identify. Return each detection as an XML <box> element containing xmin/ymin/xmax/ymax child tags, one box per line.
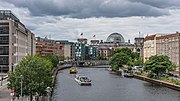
<box><xmin>49</xmin><ymin>34</ymin><xmax>51</xmax><ymax>40</ymax></box>
<box><xmin>93</xmin><ymin>34</ymin><xmax>96</xmax><ymax>40</ymax></box>
<box><xmin>139</xmin><ymin>32</ymin><xmax>140</xmax><ymax>38</ymax></box>
<box><xmin>80</xmin><ymin>33</ymin><xmax>83</xmax><ymax>39</ymax></box>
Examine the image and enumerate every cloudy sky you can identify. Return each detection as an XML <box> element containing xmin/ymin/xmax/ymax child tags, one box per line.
<box><xmin>0</xmin><ymin>0</ymin><xmax>180</xmax><ymax>43</ymax></box>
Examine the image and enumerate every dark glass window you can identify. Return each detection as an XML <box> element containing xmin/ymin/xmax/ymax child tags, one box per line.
<box><xmin>0</xmin><ymin>26</ymin><xmax>9</xmax><ymax>34</ymax></box>
<box><xmin>0</xmin><ymin>56</ymin><xmax>9</xmax><ymax>65</ymax></box>
<box><xmin>0</xmin><ymin>46</ymin><xmax>9</xmax><ymax>55</ymax></box>
<box><xmin>0</xmin><ymin>36</ymin><xmax>9</xmax><ymax>44</ymax></box>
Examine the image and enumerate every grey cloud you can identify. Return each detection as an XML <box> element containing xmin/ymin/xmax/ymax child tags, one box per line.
<box><xmin>128</xmin><ymin>0</ymin><xmax>180</xmax><ymax>9</ymax></box>
<box><xmin>3</xmin><ymin>0</ymin><xmax>171</xmax><ymax>18</ymax></box>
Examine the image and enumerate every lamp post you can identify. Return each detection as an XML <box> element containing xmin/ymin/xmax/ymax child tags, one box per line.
<box><xmin>0</xmin><ymin>66</ymin><xmax>2</xmax><ymax>86</ymax></box>
<box><xmin>1</xmin><ymin>66</ymin><xmax>3</xmax><ymax>86</ymax></box>
<box><xmin>20</xmin><ymin>75</ymin><xmax>23</xmax><ymax>101</ymax></box>
<box><xmin>46</xmin><ymin>87</ymin><xmax>51</xmax><ymax>101</ymax></box>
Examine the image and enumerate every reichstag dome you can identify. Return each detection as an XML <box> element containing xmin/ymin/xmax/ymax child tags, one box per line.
<box><xmin>106</xmin><ymin>33</ymin><xmax>125</xmax><ymax>43</ymax></box>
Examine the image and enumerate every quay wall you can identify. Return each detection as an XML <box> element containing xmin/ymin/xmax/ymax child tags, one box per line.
<box><xmin>134</xmin><ymin>74</ymin><xmax>180</xmax><ymax>91</ymax></box>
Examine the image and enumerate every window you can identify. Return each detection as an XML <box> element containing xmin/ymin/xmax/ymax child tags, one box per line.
<box><xmin>0</xmin><ymin>36</ymin><xmax>9</xmax><ymax>44</ymax></box>
<box><xmin>0</xmin><ymin>46</ymin><xmax>9</xmax><ymax>55</ymax></box>
<box><xmin>0</xmin><ymin>26</ymin><xmax>9</xmax><ymax>34</ymax></box>
<box><xmin>0</xmin><ymin>56</ymin><xmax>9</xmax><ymax>65</ymax></box>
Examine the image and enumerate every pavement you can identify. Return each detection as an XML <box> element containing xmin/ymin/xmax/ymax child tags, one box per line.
<box><xmin>0</xmin><ymin>80</ymin><xmax>11</xmax><ymax>101</ymax></box>
<box><xmin>0</xmin><ymin>78</ymin><xmax>48</xmax><ymax>101</ymax></box>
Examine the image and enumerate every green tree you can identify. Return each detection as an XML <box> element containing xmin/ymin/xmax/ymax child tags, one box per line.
<box><xmin>59</xmin><ymin>56</ymin><xmax>65</xmax><ymax>61</ymax></box>
<box><xmin>114</xmin><ymin>47</ymin><xmax>132</xmax><ymax>56</ymax></box>
<box><xmin>144</xmin><ymin>55</ymin><xmax>176</xmax><ymax>78</ymax></box>
<box><xmin>45</xmin><ymin>54</ymin><xmax>59</xmax><ymax>68</ymax></box>
<box><xmin>128</xmin><ymin>52</ymin><xmax>143</xmax><ymax>67</ymax></box>
<box><xmin>110</xmin><ymin>53</ymin><xmax>129</xmax><ymax>70</ymax></box>
<box><xmin>113</xmin><ymin>48</ymin><xmax>143</xmax><ymax>67</ymax></box>
<box><xmin>8</xmin><ymin>55</ymin><xmax>53</xmax><ymax>101</ymax></box>
<box><xmin>98</xmin><ymin>56</ymin><xmax>107</xmax><ymax>60</ymax></box>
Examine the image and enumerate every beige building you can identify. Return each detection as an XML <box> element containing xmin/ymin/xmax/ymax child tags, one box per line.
<box><xmin>144</xmin><ymin>34</ymin><xmax>165</xmax><ymax>62</ymax></box>
<box><xmin>64</xmin><ymin>43</ymin><xmax>75</xmax><ymax>60</ymax></box>
<box><xmin>144</xmin><ymin>33</ymin><xmax>180</xmax><ymax>73</ymax></box>
<box><xmin>143</xmin><ymin>35</ymin><xmax>157</xmax><ymax>62</ymax></box>
<box><xmin>0</xmin><ymin>10</ymin><xmax>35</xmax><ymax>72</ymax></box>
<box><xmin>156</xmin><ymin>33</ymin><xmax>180</xmax><ymax>71</ymax></box>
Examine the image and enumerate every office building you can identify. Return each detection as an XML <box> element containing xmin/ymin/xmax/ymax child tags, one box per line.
<box><xmin>0</xmin><ymin>10</ymin><xmax>35</xmax><ymax>72</ymax></box>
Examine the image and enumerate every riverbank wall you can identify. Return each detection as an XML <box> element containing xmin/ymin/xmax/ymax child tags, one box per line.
<box><xmin>134</xmin><ymin>74</ymin><xmax>180</xmax><ymax>91</ymax></box>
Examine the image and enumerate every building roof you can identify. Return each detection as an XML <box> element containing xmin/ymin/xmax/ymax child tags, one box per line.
<box><xmin>106</xmin><ymin>33</ymin><xmax>125</xmax><ymax>43</ymax></box>
<box><xmin>156</xmin><ymin>33</ymin><xmax>180</xmax><ymax>40</ymax></box>
<box><xmin>144</xmin><ymin>35</ymin><xmax>156</xmax><ymax>41</ymax></box>
<box><xmin>36</xmin><ymin>41</ymin><xmax>48</xmax><ymax>45</ymax></box>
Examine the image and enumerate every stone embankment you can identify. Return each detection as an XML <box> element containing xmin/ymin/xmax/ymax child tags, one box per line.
<box><xmin>134</xmin><ymin>74</ymin><xmax>180</xmax><ymax>91</ymax></box>
<box><xmin>52</xmin><ymin>64</ymin><xmax>72</xmax><ymax>84</ymax></box>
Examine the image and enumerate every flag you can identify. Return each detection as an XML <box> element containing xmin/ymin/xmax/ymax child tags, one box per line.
<box><xmin>93</xmin><ymin>35</ymin><xmax>95</xmax><ymax>37</ymax></box>
<box><xmin>80</xmin><ymin>33</ymin><xmax>83</xmax><ymax>36</ymax></box>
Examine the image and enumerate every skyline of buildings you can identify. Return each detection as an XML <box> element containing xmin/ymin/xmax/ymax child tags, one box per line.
<box><xmin>0</xmin><ymin>10</ymin><xmax>180</xmax><ymax>74</ymax></box>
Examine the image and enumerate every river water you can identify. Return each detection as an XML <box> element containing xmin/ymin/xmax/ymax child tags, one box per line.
<box><xmin>52</xmin><ymin>68</ymin><xmax>180</xmax><ymax>101</ymax></box>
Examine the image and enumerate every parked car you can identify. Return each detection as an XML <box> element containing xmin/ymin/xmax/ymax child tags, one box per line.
<box><xmin>164</xmin><ymin>72</ymin><xmax>178</xmax><ymax>77</ymax></box>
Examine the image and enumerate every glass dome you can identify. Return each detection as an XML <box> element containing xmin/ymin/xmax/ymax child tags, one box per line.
<box><xmin>106</xmin><ymin>33</ymin><xmax>125</xmax><ymax>43</ymax></box>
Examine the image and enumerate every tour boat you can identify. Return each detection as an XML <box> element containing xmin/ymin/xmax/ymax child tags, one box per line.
<box><xmin>74</xmin><ymin>74</ymin><xmax>92</xmax><ymax>86</ymax></box>
<box><xmin>69</xmin><ymin>67</ymin><xmax>77</xmax><ymax>74</ymax></box>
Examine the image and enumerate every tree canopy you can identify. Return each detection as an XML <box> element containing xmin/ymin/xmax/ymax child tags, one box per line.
<box><xmin>144</xmin><ymin>55</ymin><xmax>176</xmax><ymax>78</ymax></box>
<box><xmin>7</xmin><ymin>55</ymin><xmax>53</xmax><ymax>100</ymax></box>
<box><xmin>44</xmin><ymin>54</ymin><xmax>59</xmax><ymax>68</ymax></box>
<box><xmin>110</xmin><ymin>53</ymin><xmax>129</xmax><ymax>70</ymax></box>
<box><xmin>110</xmin><ymin>48</ymin><xmax>142</xmax><ymax>70</ymax></box>
<box><xmin>114</xmin><ymin>47</ymin><xmax>132</xmax><ymax>56</ymax></box>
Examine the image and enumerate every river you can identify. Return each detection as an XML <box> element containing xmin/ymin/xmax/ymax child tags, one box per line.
<box><xmin>52</xmin><ymin>67</ymin><xmax>180</xmax><ymax>101</ymax></box>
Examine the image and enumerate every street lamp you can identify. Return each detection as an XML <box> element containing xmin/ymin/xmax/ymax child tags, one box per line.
<box><xmin>0</xmin><ymin>66</ymin><xmax>2</xmax><ymax>86</ymax></box>
<box><xmin>46</xmin><ymin>87</ymin><xmax>51</xmax><ymax>101</ymax></box>
<box><xmin>20</xmin><ymin>75</ymin><xmax>23</xmax><ymax>101</ymax></box>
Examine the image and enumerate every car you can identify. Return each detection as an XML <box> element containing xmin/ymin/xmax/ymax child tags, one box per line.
<box><xmin>69</xmin><ymin>67</ymin><xmax>77</xmax><ymax>74</ymax></box>
<box><xmin>74</xmin><ymin>74</ymin><xmax>91</xmax><ymax>86</ymax></box>
<box><xmin>164</xmin><ymin>72</ymin><xmax>179</xmax><ymax>77</ymax></box>
<box><xmin>133</xmin><ymin>66</ymin><xmax>142</xmax><ymax>70</ymax></box>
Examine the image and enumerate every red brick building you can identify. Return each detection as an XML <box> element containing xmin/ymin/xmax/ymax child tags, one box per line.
<box><xmin>36</xmin><ymin>37</ymin><xmax>64</xmax><ymax>57</ymax></box>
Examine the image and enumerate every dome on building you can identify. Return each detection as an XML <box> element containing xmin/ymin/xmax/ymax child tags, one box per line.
<box><xmin>106</xmin><ymin>33</ymin><xmax>125</xmax><ymax>43</ymax></box>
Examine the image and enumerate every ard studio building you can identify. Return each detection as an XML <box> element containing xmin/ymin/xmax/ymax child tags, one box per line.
<box><xmin>0</xmin><ymin>10</ymin><xmax>35</xmax><ymax>73</ymax></box>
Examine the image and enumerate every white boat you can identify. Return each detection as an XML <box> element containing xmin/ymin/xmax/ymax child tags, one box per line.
<box><xmin>124</xmin><ymin>73</ymin><xmax>134</xmax><ymax>78</ymax></box>
<box><xmin>74</xmin><ymin>74</ymin><xmax>92</xmax><ymax>86</ymax></box>
<box><xmin>107</xmin><ymin>67</ymin><xmax>112</xmax><ymax>71</ymax></box>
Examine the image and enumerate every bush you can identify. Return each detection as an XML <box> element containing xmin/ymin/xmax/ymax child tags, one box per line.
<box><xmin>112</xmin><ymin>65</ymin><xmax>119</xmax><ymax>71</ymax></box>
<box><xmin>147</xmin><ymin>72</ymin><xmax>154</xmax><ymax>78</ymax></box>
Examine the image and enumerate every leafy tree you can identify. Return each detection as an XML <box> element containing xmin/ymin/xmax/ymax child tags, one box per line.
<box><xmin>113</xmin><ymin>48</ymin><xmax>143</xmax><ymax>67</ymax></box>
<box><xmin>59</xmin><ymin>56</ymin><xmax>65</xmax><ymax>61</ymax></box>
<box><xmin>45</xmin><ymin>54</ymin><xmax>59</xmax><ymax>68</ymax></box>
<box><xmin>98</xmin><ymin>56</ymin><xmax>107</xmax><ymax>60</ymax></box>
<box><xmin>114</xmin><ymin>47</ymin><xmax>132</xmax><ymax>56</ymax></box>
<box><xmin>144</xmin><ymin>55</ymin><xmax>176</xmax><ymax>78</ymax></box>
<box><xmin>128</xmin><ymin>52</ymin><xmax>143</xmax><ymax>67</ymax></box>
<box><xmin>110</xmin><ymin>53</ymin><xmax>129</xmax><ymax>70</ymax></box>
<box><xmin>8</xmin><ymin>55</ymin><xmax>53</xmax><ymax>101</ymax></box>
